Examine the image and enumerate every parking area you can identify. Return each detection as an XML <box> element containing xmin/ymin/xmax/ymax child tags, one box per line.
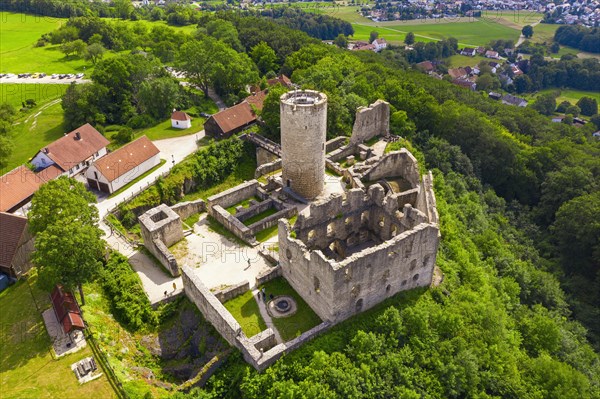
<box><xmin>0</xmin><ymin>73</ymin><xmax>90</xmax><ymax>84</ymax></box>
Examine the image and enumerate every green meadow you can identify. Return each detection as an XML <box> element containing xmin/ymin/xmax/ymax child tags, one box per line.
<box><xmin>351</xmin><ymin>19</ymin><xmax>521</xmax><ymax>47</ymax></box>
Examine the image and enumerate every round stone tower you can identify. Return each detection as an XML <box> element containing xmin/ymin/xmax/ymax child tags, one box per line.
<box><xmin>280</xmin><ymin>90</ymin><xmax>327</xmax><ymax>199</ymax></box>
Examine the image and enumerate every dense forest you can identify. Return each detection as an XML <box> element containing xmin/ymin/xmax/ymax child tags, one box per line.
<box><xmin>7</xmin><ymin>4</ymin><xmax>600</xmax><ymax>397</ymax></box>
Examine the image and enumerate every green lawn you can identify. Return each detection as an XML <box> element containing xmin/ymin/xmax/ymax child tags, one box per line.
<box><xmin>223</xmin><ymin>290</ymin><xmax>267</xmax><ymax>337</ymax></box>
<box><xmin>447</xmin><ymin>54</ymin><xmax>489</xmax><ymax>68</ymax></box>
<box><xmin>225</xmin><ymin>195</ymin><xmax>262</xmax><ymax>214</ymax></box>
<box><xmin>260</xmin><ymin>277</ymin><xmax>322</xmax><ymax>342</ymax></box>
<box><xmin>480</xmin><ymin>10</ymin><xmax>544</xmax><ymax>29</ymax></box>
<box><xmin>183</xmin><ymin>212</ymin><xmax>203</xmax><ymax>228</ymax></box>
<box><xmin>242</xmin><ymin>208</ymin><xmax>278</xmax><ymax>226</ymax></box>
<box><xmin>524</xmin><ymin>89</ymin><xmax>600</xmax><ymax>106</ymax></box>
<box><xmin>132</xmin><ymin>116</ymin><xmax>205</xmax><ymax>141</ymax></box>
<box><xmin>351</xmin><ymin>19</ymin><xmax>520</xmax><ymax>47</ymax></box>
<box><xmin>2</xmin><ymin>87</ymin><xmax>67</xmax><ymax>172</ymax></box>
<box><xmin>0</xmin><ymin>276</ymin><xmax>116</xmax><ymax>399</ymax></box>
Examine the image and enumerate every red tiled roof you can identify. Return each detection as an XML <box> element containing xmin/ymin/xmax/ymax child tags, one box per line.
<box><xmin>267</xmin><ymin>75</ymin><xmax>292</xmax><ymax>88</ymax></box>
<box><xmin>92</xmin><ymin>136</ymin><xmax>160</xmax><ymax>183</ymax></box>
<box><xmin>209</xmin><ymin>102</ymin><xmax>256</xmax><ymax>134</ymax></box>
<box><xmin>35</xmin><ymin>164</ymin><xmax>63</xmax><ymax>182</ymax></box>
<box><xmin>0</xmin><ymin>212</ymin><xmax>28</xmax><ymax>269</ymax></box>
<box><xmin>0</xmin><ymin>166</ymin><xmax>43</xmax><ymax>212</ymax></box>
<box><xmin>41</xmin><ymin>124</ymin><xmax>109</xmax><ymax>171</ymax></box>
<box><xmin>416</xmin><ymin>61</ymin><xmax>434</xmax><ymax>71</ymax></box>
<box><xmin>171</xmin><ymin>111</ymin><xmax>191</xmax><ymax>121</ymax></box>
<box><xmin>448</xmin><ymin>68</ymin><xmax>467</xmax><ymax>79</ymax></box>
<box><xmin>245</xmin><ymin>89</ymin><xmax>268</xmax><ymax>111</ymax></box>
<box><xmin>51</xmin><ymin>285</ymin><xmax>85</xmax><ymax>334</ymax></box>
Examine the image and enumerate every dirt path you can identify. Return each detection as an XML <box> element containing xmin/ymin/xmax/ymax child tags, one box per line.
<box><xmin>515</xmin><ymin>20</ymin><xmax>542</xmax><ymax>47</ymax></box>
<box><xmin>24</xmin><ymin>98</ymin><xmax>61</xmax><ymax>130</ymax></box>
<box><xmin>252</xmin><ymin>289</ymin><xmax>284</xmax><ymax>343</ymax></box>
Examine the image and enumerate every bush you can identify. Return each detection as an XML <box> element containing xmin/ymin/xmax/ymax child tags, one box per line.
<box><xmin>127</xmin><ymin>114</ymin><xmax>156</xmax><ymax>129</ymax></box>
<box><xmin>112</xmin><ymin>126</ymin><xmax>134</xmax><ymax>144</ymax></box>
<box><xmin>101</xmin><ymin>252</ymin><xmax>157</xmax><ymax>330</ymax></box>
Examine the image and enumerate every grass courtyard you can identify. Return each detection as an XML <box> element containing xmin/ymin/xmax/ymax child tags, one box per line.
<box><xmin>223</xmin><ymin>291</ymin><xmax>267</xmax><ymax>337</ymax></box>
<box><xmin>260</xmin><ymin>277</ymin><xmax>322</xmax><ymax>342</ymax></box>
<box><xmin>0</xmin><ymin>277</ymin><xmax>116</xmax><ymax>399</ymax></box>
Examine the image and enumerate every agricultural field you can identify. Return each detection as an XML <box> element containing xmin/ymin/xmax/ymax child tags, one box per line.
<box><xmin>480</xmin><ymin>10</ymin><xmax>544</xmax><ymax>29</ymax></box>
<box><xmin>351</xmin><ymin>18</ymin><xmax>521</xmax><ymax>47</ymax></box>
<box><xmin>0</xmin><ymin>277</ymin><xmax>116</xmax><ymax>399</ymax></box>
<box><xmin>446</xmin><ymin>54</ymin><xmax>489</xmax><ymax>68</ymax></box>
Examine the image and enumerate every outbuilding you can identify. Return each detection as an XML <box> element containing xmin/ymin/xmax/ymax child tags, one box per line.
<box><xmin>171</xmin><ymin>111</ymin><xmax>192</xmax><ymax>129</ymax></box>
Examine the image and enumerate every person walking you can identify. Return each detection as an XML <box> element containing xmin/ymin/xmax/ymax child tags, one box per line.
<box><xmin>261</xmin><ymin>287</ymin><xmax>266</xmax><ymax>302</ymax></box>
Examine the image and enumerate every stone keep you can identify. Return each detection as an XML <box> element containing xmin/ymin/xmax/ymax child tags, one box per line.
<box><xmin>280</xmin><ymin>90</ymin><xmax>327</xmax><ymax>199</ymax></box>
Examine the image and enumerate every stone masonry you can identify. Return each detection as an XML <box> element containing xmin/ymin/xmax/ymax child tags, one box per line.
<box><xmin>280</xmin><ymin>90</ymin><xmax>327</xmax><ymax>199</ymax></box>
<box><xmin>350</xmin><ymin>100</ymin><xmax>390</xmax><ymax>145</ymax></box>
<box><xmin>139</xmin><ymin>204</ymin><xmax>184</xmax><ymax>276</ymax></box>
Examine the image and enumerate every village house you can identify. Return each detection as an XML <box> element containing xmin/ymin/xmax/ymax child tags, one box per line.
<box><xmin>452</xmin><ymin>78</ymin><xmax>477</xmax><ymax>91</ymax></box>
<box><xmin>485</xmin><ymin>50</ymin><xmax>500</xmax><ymax>59</ymax></box>
<box><xmin>0</xmin><ymin>166</ymin><xmax>43</xmax><ymax>214</ymax></box>
<box><xmin>266</xmin><ymin>74</ymin><xmax>293</xmax><ymax>88</ymax></box>
<box><xmin>448</xmin><ymin>67</ymin><xmax>469</xmax><ymax>80</ymax></box>
<box><xmin>501</xmin><ymin>94</ymin><xmax>528</xmax><ymax>107</ymax></box>
<box><xmin>85</xmin><ymin>136</ymin><xmax>161</xmax><ymax>194</ymax></box>
<box><xmin>204</xmin><ymin>101</ymin><xmax>257</xmax><ymax>139</ymax></box>
<box><xmin>476</xmin><ymin>46</ymin><xmax>486</xmax><ymax>55</ymax></box>
<box><xmin>30</xmin><ymin>123</ymin><xmax>109</xmax><ymax>177</ymax></box>
<box><xmin>460</xmin><ymin>47</ymin><xmax>477</xmax><ymax>56</ymax></box>
<box><xmin>0</xmin><ymin>212</ymin><xmax>34</xmax><ymax>278</ymax></box>
<box><xmin>171</xmin><ymin>110</ymin><xmax>192</xmax><ymax>129</ymax></box>
<box><xmin>416</xmin><ymin>60</ymin><xmax>435</xmax><ymax>74</ymax></box>
<box><xmin>372</xmin><ymin>38</ymin><xmax>388</xmax><ymax>51</ymax></box>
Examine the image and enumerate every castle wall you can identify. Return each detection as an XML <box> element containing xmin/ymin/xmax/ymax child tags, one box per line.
<box><xmin>171</xmin><ymin>199</ymin><xmax>205</xmax><ymax>221</ymax></box>
<box><xmin>360</xmin><ymin>150</ymin><xmax>420</xmax><ymax>187</ymax></box>
<box><xmin>139</xmin><ymin>204</ymin><xmax>184</xmax><ymax>276</ymax></box>
<box><xmin>350</xmin><ymin>100</ymin><xmax>390</xmax><ymax>145</ymax></box>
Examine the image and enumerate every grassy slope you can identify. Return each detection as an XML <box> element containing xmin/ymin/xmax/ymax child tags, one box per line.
<box><xmin>224</xmin><ymin>291</ymin><xmax>267</xmax><ymax>337</ymax></box>
<box><xmin>523</xmin><ymin>88</ymin><xmax>600</xmax><ymax>106</ymax></box>
<box><xmin>0</xmin><ymin>277</ymin><xmax>115</xmax><ymax>399</ymax></box>
<box><xmin>2</xmin><ymin>86</ymin><xmax>67</xmax><ymax>173</ymax></box>
<box><xmin>447</xmin><ymin>54</ymin><xmax>489</xmax><ymax>68</ymax></box>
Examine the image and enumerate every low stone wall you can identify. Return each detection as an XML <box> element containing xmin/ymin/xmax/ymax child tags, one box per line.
<box><xmin>207</xmin><ymin>180</ymin><xmax>259</xmax><ymax>209</ymax></box>
<box><xmin>235</xmin><ymin>199</ymin><xmax>275</xmax><ymax>222</ymax></box>
<box><xmin>254</xmin><ymin>159</ymin><xmax>282</xmax><ymax>179</ymax></box>
<box><xmin>325</xmin><ymin>136</ymin><xmax>348</xmax><ymax>153</ymax></box>
<box><xmin>214</xmin><ymin>280</ymin><xmax>250</xmax><ymax>303</ymax></box>
<box><xmin>326</xmin><ymin>159</ymin><xmax>345</xmax><ymax>176</ymax></box>
<box><xmin>255</xmin><ymin>265</ymin><xmax>282</xmax><ymax>286</ymax></box>
<box><xmin>328</xmin><ymin>144</ymin><xmax>356</xmax><ymax>163</ymax></box>
<box><xmin>171</xmin><ymin>199</ymin><xmax>206</xmax><ymax>221</ymax></box>
<box><xmin>209</xmin><ymin>205</ymin><xmax>256</xmax><ymax>245</ymax></box>
<box><xmin>151</xmin><ymin>239</ymin><xmax>180</xmax><ymax>277</ymax></box>
<box><xmin>248</xmin><ymin>208</ymin><xmax>296</xmax><ymax>236</ymax></box>
<box><xmin>247</xmin><ymin>329</ymin><xmax>277</xmax><ymax>352</ymax></box>
<box><xmin>182</xmin><ymin>266</ymin><xmax>242</xmax><ymax>347</ymax></box>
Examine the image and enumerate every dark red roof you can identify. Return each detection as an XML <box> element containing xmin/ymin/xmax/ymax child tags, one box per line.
<box><xmin>0</xmin><ymin>212</ymin><xmax>28</xmax><ymax>269</ymax></box>
<box><xmin>267</xmin><ymin>75</ymin><xmax>292</xmax><ymax>88</ymax></box>
<box><xmin>92</xmin><ymin>136</ymin><xmax>160</xmax><ymax>183</ymax></box>
<box><xmin>208</xmin><ymin>102</ymin><xmax>256</xmax><ymax>134</ymax></box>
<box><xmin>245</xmin><ymin>89</ymin><xmax>268</xmax><ymax>111</ymax></box>
<box><xmin>41</xmin><ymin>124</ymin><xmax>109</xmax><ymax>172</ymax></box>
<box><xmin>0</xmin><ymin>166</ymin><xmax>44</xmax><ymax>212</ymax></box>
<box><xmin>51</xmin><ymin>285</ymin><xmax>85</xmax><ymax>333</ymax></box>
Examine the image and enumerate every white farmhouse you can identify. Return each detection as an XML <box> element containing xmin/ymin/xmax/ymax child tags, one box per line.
<box><xmin>85</xmin><ymin>136</ymin><xmax>160</xmax><ymax>194</ymax></box>
<box><xmin>30</xmin><ymin>123</ymin><xmax>109</xmax><ymax>177</ymax></box>
<box><xmin>171</xmin><ymin>111</ymin><xmax>192</xmax><ymax>129</ymax></box>
<box><xmin>372</xmin><ymin>38</ymin><xmax>388</xmax><ymax>52</ymax></box>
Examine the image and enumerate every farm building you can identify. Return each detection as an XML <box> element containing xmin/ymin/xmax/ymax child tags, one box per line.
<box><xmin>85</xmin><ymin>136</ymin><xmax>160</xmax><ymax>194</ymax></box>
<box><xmin>204</xmin><ymin>101</ymin><xmax>257</xmax><ymax>139</ymax></box>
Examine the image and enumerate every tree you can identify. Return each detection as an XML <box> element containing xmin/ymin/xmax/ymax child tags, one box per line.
<box><xmin>514</xmin><ymin>74</ymin><xmax>532</xmax><ymax>94</ymax></box>
<box><xmin>556</xmin><ymin>100</ymin><xmax>571</xmax><ymax>113</ymax></box>
<box><xmin>138</xmin><ymin>77</ymin><xmax>181</xmax><ymax>119</ymax></box>
<box><xmin>334</xmin><ymin>34</ymin><xmax>348</xmax><ymax>49</ymax></box>
<box><xmin>60</xmin><ymin>39</ymin><xmax>86</xmax><ymax>58</ymax></box>
<box><xmin>532</xmin><ymin>93</ymin><xmax>557</xmax><ymax>116</ymax></box>
<box><xmin>177</xmin><ymin>38</ymin><xmax>220</xmax><ymax>96</ymax></box>
<box><xmin>565</xmin><ymin>104</ymin><xmax>580</xmax><ymax>117</ymax></box>
<box><xmin>258</xmin><ymin>84</ymin><xmax>289</xmax><ymax>141</ymax></box>
<box><xmin>550</xmin><ymin>42</ymin><xmax>560</xmax><ymax>53</ymax></box>
<box><xmin>405</xmin><ymin>32</ymin><xmax>415</xmax><ymax>46</ymax></box>
<box><xmin>84</xmin><ymin>42</ymin><xmax>106</xmax><ymax>65</ymax></box>
<box><xmin>112</xmin><ymin>0</ymin><xmax>133</xmax><ymax>19</ymax></box>
<box><xmin>591</xmin><ymin>114</ymin><xmax>600</xmax><ymax>129</ymax></box>
<box><xmin>29</xmin><ymin>177</ymin><xmax>104</xmax><ymax>304</ymax></box>
<box><xmin>476</xmin><ymin>74</ymin><xmax>500</xmax><ymax>92</ymax></box>
<box><xmin>390</xmin><ymin>110</ymin><xmax>416</xmax><ymax>138</ymax></box>
<box><xmin>250</xmin><ymin>42</ymin><xmax>278</xmax><ymax>76</ymax></box>
<box><xmin>522</xmin><ymin>25</ymin><xmax>534</xmax><ymax>39</ymax></box>
<box><xmin>369</xmin><ymin>31</ymin><xmax>379</xmax><ymax>44</ymax></box>
<box><xmin>576</xmin><ymin>97</ymin><xmax>598</xmax><ymax>116</ymax></box>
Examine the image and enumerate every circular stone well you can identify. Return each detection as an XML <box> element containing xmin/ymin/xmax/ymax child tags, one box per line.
<box><xmin>267</xmin><ymin>295</ymin><xmax>298</xmax><ymax>318</ymax></box>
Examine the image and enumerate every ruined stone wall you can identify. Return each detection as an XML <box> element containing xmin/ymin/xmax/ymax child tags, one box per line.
<box><xmin>255</xmin><ymin>265</ymin><xmax>282</xmax><ymax>286</ymax></box>
<box><xmin>325</xmin><ymin>137</ymin><xmax>348</xmax><ymax>153</ymax></box>
<box><xmin>207</xmin><ymin>180</ymin><xmax>259</xmax><ymax>209</ymax></box>
<box><xmin>248</xmin><ymin>208</ymin><xmax>297</xmax><ymax>236</ymax></box>
<box><xmin>350</xmin><ymin>100</ymin><xmax>390</xmax><ymax>145</ymax></box>
<box><xmin>235</xmin><ymin>199</ymin><xmax>276</xmax><ymax>223</ymax></box>
<box><xmin>254</xmin><ymin>159</ymin><xmax>281</xmax><ymax>179</ymax></box>
<box><xmin>280</xmin><ymin>90</ymin><xmax>327</xmax><ymax>199</ymax></box>
<box><xmin>256</xmin><ymin>147</ymin><xmax>278</xmax><ymax>167</ymax></box>
<box><xmin>360</xmin><ymin>150</ymin><xmax>420</xmax><ymax>187</ymax></box>
<box><xmin>139</xmin><ymin>204</ymin><xmax>184</xmax><ymax>276</ymax></box>
<box><xmin>182</xmin><ymin>266</ymin><xmax>242</xmax><ymax>346</ymax></box>
<box><xmin>171</xmin><ymin>199</ymin><xmax>205</xmax><ymax>221</ymax></box>
<box><xmin>214</xmin><ymin>280</ymin><xmax>250</xmax><ymax>303</ymax></box>
<box><xmin>208</xmin><ymin>205</ymin><xmax>256</xmax><ymax>245</ymax></box>
<box><xmin>328</xmin><ymin>144</ymin><xmax>357</xmax><ymax>163</ymax></box>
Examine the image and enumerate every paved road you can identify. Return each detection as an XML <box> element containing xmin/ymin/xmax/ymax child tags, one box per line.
<box><xmin>96</xmin><ymin>129</ymin><xmax>205</xmax><ymax>218</ymax></box>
